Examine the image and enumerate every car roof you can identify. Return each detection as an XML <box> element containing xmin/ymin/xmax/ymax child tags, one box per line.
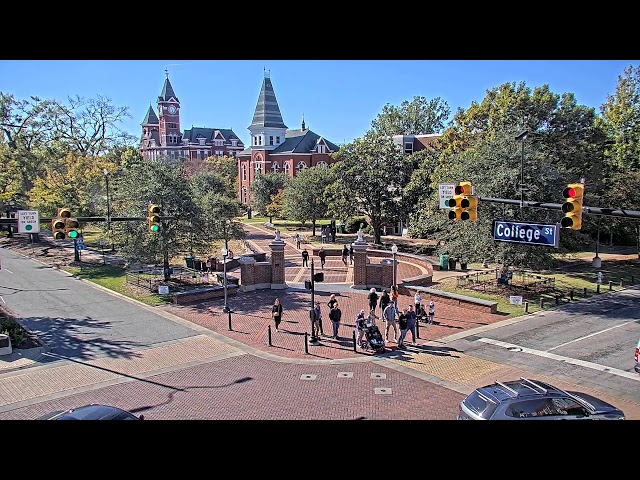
<box><xmin>41</xmin><ymin>404</ymin><xmax>139</xmax><ymax>420</ymax></box>
<box><xmin>477</xmin><ymin>378</ymin><xmax>567</xmax><ymax>403</ymax></box>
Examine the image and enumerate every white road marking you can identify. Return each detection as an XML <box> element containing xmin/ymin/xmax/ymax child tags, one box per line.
<box><xmin>547</xmin><ymin>322</ymin><xmax>633</xmax><ymax>352</ymax></box>
<box><xmin>1</xmin><ymin>269</ymin><xmax>13</xmax><ymax>274</ymax></box>
<box><xmin>478</xmin><ymin>337</ymin><xmax>640</xmax><ymax>381</ymax></box>
<box><xmin>0</xmin><ymin>296</ymin><xmax>4</xmax><ymax>304</ymax></box>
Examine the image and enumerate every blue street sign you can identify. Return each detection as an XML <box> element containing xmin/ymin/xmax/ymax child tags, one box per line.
<box><xmin>493</xmin><ymin>221</ymin><xmax>560</xmax><ymax>248</ymax></box>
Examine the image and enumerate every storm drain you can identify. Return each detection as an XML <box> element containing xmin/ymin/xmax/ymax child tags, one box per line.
<box><xmin>374</xmin><ymin>387</ymin><xmax>392</xmax><ymax>395</ymax></box>
<box><xmin>338</xmin><ymin>372</ymin><xmax>353</xmax><ymax>378</ymax></box>
<box><xmin>300</xmin><ymin>374</ymin><xmax>317</xmax><ymax>380</ymax></box>
<box><xmin>370</xmin><ymin>373</ymin><xmax>386</xmax><ymax>379</ymax></box>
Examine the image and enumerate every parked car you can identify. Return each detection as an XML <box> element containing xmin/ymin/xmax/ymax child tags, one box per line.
<box><xmin>37</xmin><ymin>404</ymin><xmax>144</xmax><ymax>420</ymax></box>
<box><xmin>457</xmin><ymin>377</ymin><xmax>625</xmax><ymax>420</ymax></box>
<box><xmin>635</xmin><ymin>336</ymin><xmax>640</xmax><ymax>374</ymax></box>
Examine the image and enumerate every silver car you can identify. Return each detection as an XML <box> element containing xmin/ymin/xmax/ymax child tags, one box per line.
<box><xmin>457</xmin><ymin>377</ymin><xmax>625</xmax><ymax>420</ymax></box>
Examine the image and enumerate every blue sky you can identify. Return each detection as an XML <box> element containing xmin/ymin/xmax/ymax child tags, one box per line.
<box><xmin>1</xmin><ymin>60</ymin><xmax>637</xmax><ymax>147</ymax></box>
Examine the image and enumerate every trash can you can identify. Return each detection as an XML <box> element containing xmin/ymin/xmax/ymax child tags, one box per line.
<box><xmin>439</xmin><ymin>254</ymin><xmax>449</xmax><ymax>270</ymax></box>
<box><xmin>460</xmin><ymin>260</ymin><xmax>468</xmax><ymax>270</ymax></box>
<box><xmin>448</xmin><ymin>257</ymin><xmax>457</xmax><ymax>270</ymax></box>
<box><xmin>338</xmin><ymin>224</ymin><xmax>345</xmax><ymax>234</ymax></box>
<box><xmin>185</xmin><ymin>255</ymin><xmax>194</xmax><ymax>269</ymax></box>
<box><xmin>194</xmin><ymin>259</ymin><xmax>203</xmax><ymax>271</ymax></box>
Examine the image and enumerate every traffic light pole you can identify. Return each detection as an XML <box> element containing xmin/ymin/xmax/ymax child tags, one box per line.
<box><xmin>477</xmin><ymin>197</ymin><xmax>640</xmax><ymax>220</ymax></box>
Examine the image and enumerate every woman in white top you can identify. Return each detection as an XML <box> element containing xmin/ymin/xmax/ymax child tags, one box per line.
<box><xmin>414</xmin><ymin>291</ymin><xmax>422</xmax><ymax>312</ymax></box>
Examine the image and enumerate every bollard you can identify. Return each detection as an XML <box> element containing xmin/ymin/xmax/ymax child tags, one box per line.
<box><xmin>609</xmin><ymin>281</ymin><xmax>613</xmax><ymax>291</ymax></box>
<box><xmin>268</xmin><ymin>325</ymin><xmax>272</xmax><ymax>347</ymax></box>
<box><xmin>525</xmin><ymin>302</ymin><xmax>529</xmax><ymax>313</ymax></box>
<box><xmin>597</xmin><ymin>284</ymin><xmax>601</xmax><ymax>294</ymax></box>
<box><xmin>570</xmin><ymin>290</ymin><xmax>574</xmax><ymax>301</ymax></box>
<box><xmin>228</xmin><ymin>310</ymin><xmax>232</xmax><ymax>331</ymax></box>
<box><xmin>304</xmin><ymin>332</ymin><xmax>309</xmax><ymax>354</ymax></box>
<box><xmin>353</xmin><ymin>331</ymin><xmax>357</xmax><ymax>353</ymax></box>
<box><xmin>540</xmin><ymin>298</ymin><xmax>544</xmax><ymax>308</ymax></box>
<box><xmin>583</xmin><ymin>287</ymin><xmax>587</xmax><ymax>297</ymax></box>
<box><xmin>416</xmin><ymin>319</ymin><xmax>420</xmax><ymax>339</ymax></box>
<box><xmin>555</xmin><ymin>295</ymin><xmax>559</xmax><ymax>305</ymax></box>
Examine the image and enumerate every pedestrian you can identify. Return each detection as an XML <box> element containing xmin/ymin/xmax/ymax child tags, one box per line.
<box><xmin>405</xmin><ymin>304</ymin><xmax>418</xmax><ymax>345</ymax></box>
<box><xmin>416</xmin><ymin>303</ymin><xmax>426</xmax><ymax>323</ymax></box>
<box><xmin>302</xmin><ymin>248</ymin><xmax>309</xmax><ymax>267</ymax></box>
<box><xmin>355</xmin><ymin>309</ymin><xmax>366</xmax><ymax>348</ymax></box>
<box><xmin>318</xmin><ymin>247</ymin><xmax>327</xmax><ymax>270</ymax></box>
<box><xmin>327</xmin><ymin>293</ymin><xmax>338</xmax><ymax>310</ymax></box>
<box><xmin>414</xmin><ymin>290</ymin><xmax>422</xmax><ymax>313</ymax></box>
<box><xmin>367</xmin><ymin>287</ymin><xmax>379</xmax><ymax>314</ymax></box>
<box><xmin>321</xmin><ymin>227</ymin><xmax>327</xmax><ymax>244</ymax></box>
<box><xmin>329</xmin><ymin>302</ymin><xmax>342</xmax><ymax>339</ymax></box>
<box><xmin>383</xmin><ymin>302</ymin><xmax>398</xmax><ymax>342</ymax></box>
<box><xmin>397</xmin><ymin>307</ymin><xmax>409</xmax><ymax>348</ymax></box>
<box><xmin>271</xmin><ymin>298</ymin><xmax>283</xmax><ymax>332</ymax></box>
<box><xmin>367</xmin><ymin>308</ymin><xmax>379</xmax><ymax>327</ymax></box>
<box><xmin>206</xmin><ymin>256</ymin><xmax>213</xmax><ymax>273</ymax></box>
<box><xmin>349</xmin><ymin>244</ymin><xmax>354</xmax><ymax>265</ymax></box>
<box><xmin>294</xmin><ymin>233</ymin><xmax>301</xmax><ymax>249</ymax></box>
<box><xmin>314</xmin><ymin>300</ymin><xmax>324</xmax><ymax>336</ymax></box>
<box><xmin>390</xmin><ymin>285</ymin><xmax>399</xmax><ymax>310</ymax></box>
<box><xmin>341</xmin><ymin>245</ymin><xmax>349</xmax><ymax>266</ymax></box>
<box><xmin>427</xmin><ymin>300</ymin><xmax>435</xmax><ymax>325</ymax></box>
<box><xmin>379</xmin><ymin>289</ymin><xmax>390</xmax><ymax>313</ymax></box>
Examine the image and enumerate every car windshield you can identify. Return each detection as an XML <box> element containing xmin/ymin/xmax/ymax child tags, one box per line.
<box><xmin>464</xmin><ymin>391</ymin><xmax>498</xmax><ymax>419</ymax></box>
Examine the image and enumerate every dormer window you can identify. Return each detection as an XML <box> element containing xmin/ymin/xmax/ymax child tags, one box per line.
<box><xmin>317</xmin><ymin>145</ymin><xmax>327</xmax><ymax>154</ymax></box>
<box><xmin>232</xmin><ymin>139</ymin><xmax>237</xmax><ymax>146</ymax></box>
<box><xmin>198</xmin><ymin>137</ymin><xmax>206</xmax><ymax>146</ymax></box>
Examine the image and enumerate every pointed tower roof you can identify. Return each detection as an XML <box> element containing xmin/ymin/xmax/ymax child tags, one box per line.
<box><xmin>248</xmin><ymin>70</ymin><xmax>287</xmax><ymax>129</ymax></box>
<box><xmin>141</xmin><ymin>104</ymin><xmax>159</xmax><ymax>125</ymax></box>
<box><xmin>158</xmin><ymin>68</ymin><xmax>179</xmax><ymax>102</ymax></box>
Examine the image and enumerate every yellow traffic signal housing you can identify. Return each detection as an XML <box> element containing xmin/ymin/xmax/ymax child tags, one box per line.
<box><xmin>455</xmin><ymin>181</ymin><xmax>473</xmax><ymax>196</ymax></box>
<box><xmin>58</xmin><ymin>207</ymin><xmax>71</xmax><ymax>219</ymax></box>
<box><xmin>461</xmin><ymin>195</ymin><xmax>478</xmax><ymax>221</ymax></box>
<box><xmin>448</xmin><ymin>182</ymin><xmax>477</xmax><ymax>221</ymax></box>
<box><xmin>148</xmin><ymin>204</ymin><xmax>161</xmax><ymax>233</ymax></box>
<box><xmin>561</xmin><ymin>183</ymin><xmax>584</xmax><ymax>230</ymax></box>
<box><xmin>447</xmin><ymin>195</ymin><xmax>465</xmax><ymax>220</ymax></box>
<box><xmin>52</xmin><ymin>217</ymin><xmax>66</xmax><ymax>240</ymax></box>
<box><xmin>65</xmin><ymin>218</ymin><xmax>79</xmax><ymax>239</ymax></box>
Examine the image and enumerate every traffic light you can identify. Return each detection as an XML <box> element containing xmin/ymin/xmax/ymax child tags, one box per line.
<box><xmin>446</xmin><ymin>181</ymin><xmax>477</xmax><ymax>221</ymax></box>
<box><xmin>148</xmin><ymin>204</ymin><xmax>161</xmax><ymax>233</ymax></box>
<box><xmin>65</xmin><ymin>217</ymin><xmax>79</xmax><ymax>239</ymax></box>
<box><xmin>52</xmin><ymin>217</ymin><xmax>66</xmax><ymax>240</ymax></box>
<box><xmin>561</xmin><ymin>183</ymin><xmax>584</xmax><ymax>230</ymax></box>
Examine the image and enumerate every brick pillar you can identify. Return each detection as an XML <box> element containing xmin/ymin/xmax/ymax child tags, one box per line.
<box><xmin>269</xmin><ymin>232</ymin><xmax>287</xmax><ymax>289</ymax></box>
<box><xmin>351</xmin><ymin>236</ymin><xmax>368</xmax><ymax>289</ymax></box>
<box><xmin>238</xmin><ymin>256</ymin><xmax>256</xmax><ymax>292</ymax></box>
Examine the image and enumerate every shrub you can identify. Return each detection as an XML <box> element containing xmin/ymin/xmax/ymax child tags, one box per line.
<box><xmin>344</xmin><ymin>217</ymin><xmax>368</xmax><ymax>234</ymax></box>
<box><xmin>0</xmin><ymin>317</ymin><xmax>27</xmax><ymax>347</ymax></box>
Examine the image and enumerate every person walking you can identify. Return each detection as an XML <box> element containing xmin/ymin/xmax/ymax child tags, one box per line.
<box><xmin>314</xmin><ymin>300</ymin><xmax>324</xmax><ymax>336</ymax></box>
<box><xmin>301</xmin><ymin>248</ymin><xmax>309</xmax><ymax>267</ymax></box>
<box><xmin>405</xmin><ymin>304</ymin><xmax>418</xmax><ymax>345</ymax></box>
<box><xmin>318</xmin><ymin>247</ymin><xmax>327</xmax><ymax>270</ymax></box>
<box><xmin>329</xmin><ymin>302</ymin><xmax>342</xmax><ymax>339</ymax></box>
<box><xmin>367</xmin><ymin>288</ymin><xmax>379</xmax><ymax>314</ymax></box>
<box><xmin>414</xmin><ymin>290</ymin><xmax>422</xmax><ymax>313</ymax></box>
<box><xmin>383</xmin><ymin>302</ymin><xmax>398</xmax><ymax>342</ymax></box>
<box><xmin>294</xmin><ymin>233</ymin><xmax>301</xmax><ymax>249</ymax></box>
<box><xmin>355</xmin><ymin>309</ymin><xmax>366</xmax><ymax>348</ymax></box>
<box><xmin>271</xmin><ymin>298</ymin><xmax>283</xmax><ymax>332</ymax></box>
<box><xmin>321</xmin><ymin>227</ymin><xmax>327</xmax><ymax>244</ymax></box>
<box><xmin>379</xmin><ymin>289</ymin><xmax>390</xmax><ymax>313</ymax></box>
<box><xmin>397</xmin><ymin>307</ymin><xmax>409</xmax><ymax>348</ymax></box>
<box><xmin>427</xmin><ymin>300</ymin><xmax>435</xmax><ymax>325</ymax></box>
<box><xmin>349</xmin><ymin>244</ymin><xmax>354</xmax><ymax>265</ymax></box>
<box><xmin>341</xmin><ymin>245</ymin><xmax>349</xmax><ymax>266</ymax></box>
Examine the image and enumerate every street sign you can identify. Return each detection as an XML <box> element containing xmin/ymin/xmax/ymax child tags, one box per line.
<box><xmin>76</xmin><ymin>238</ymin><xmax>85</xmax><ymax>251</ymax></box>
<box><xmin>99</xmin><ymin>238</ymin><xmax>105</xmax><ymax>246</ymax></box>
<box><xmin>493</xmin><ymin>221</ymin><xmax>560</xmax><ymax>248</ymax></box>
<box><xmin>17</xmin><ymin>210</ymin><xmax>40</xmax><ymax>233</ymax></box>
<box><xmin>509</xmin><ymin>295</ymin><xmax>523</xmax><ymax>305</ymax></box>
<box><xmin>438</xmin><ymin>183</ymin><xmax>456</xmax><ymax>209</ymax></box>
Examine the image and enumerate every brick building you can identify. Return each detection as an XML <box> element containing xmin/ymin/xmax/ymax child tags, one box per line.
<box><xmin>139</xmin><ymin>70</ymin><xmax>245</xmax><ymax>166</ymax></box>
<box><xmin>237</xmin><ymin>71</ymin><xmax>340</xmax><ymax>206</ymax></box>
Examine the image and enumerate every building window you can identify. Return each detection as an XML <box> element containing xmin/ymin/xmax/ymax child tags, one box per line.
<box><xmin>232</xmin><ymin>139</ymin><xmax>237</xmax><ymax>146</ymax></box>
<box><xmin>258</xmin><ymin>136</ymin><xmax>262</xmax><ymax>146</ymax></box>
<box><xmin>242</xmin><ymin>164</ymin><xmax>247</xmax><ymax>181</ymax></box>
<box><xmin>404</xmin><ymin>142</ymin><xmax>413</xmax><ymax>154</ymax></box>
<box><xmin>269</xmin><ymin>136</ymin><xmax>274</xmax><ymax>145</ymax></box>
<box><xmin>296</xmin><ymin>161</ymin><xmax>307</xmax><ymax>173</ymax></box>
<box><xmin>215</xmin><ymin>150</ymin><xmax>223</xmax><ymax>156</ymax></box>
<box><xmin>276</xmin><ymin>136</ymin><xmax>280</xmax><ymax>144</ymax></box>
<box><xmin>284</xmin><ymin>163</ymin><xmax>290</xmax><ymax>174</ymax></box>
<box><xmin>242</xmin><ymin>187</ymin><xmax>247</xmax><ymax>204</ymax></box>
<box><xmin>255</xmin><ymin>162</ymin><xmax>262</xmax><ymax>174</ymax></box>
<box><xmin>272</xmin><ymin>162</ymin><xmax>279</xmax><ymax>172</ymax></box>
<box><xmin>198</xmin><ymin>138</ymin><xmax>206</xmax><ymax>146</ymax></box>
<box><xmin>317</xmin><ymin>145</ymin><xmax>326</xmax><ymax>154</ymax></box>
<box><xmin>317</xmin><ymin>161</ymin><xmax>328</xmax><ymax>169</ymax></box>
<box><xmin>215</xmin><ymin>139</ymin><xmax>224</xmax><ymax>146</ymax></box>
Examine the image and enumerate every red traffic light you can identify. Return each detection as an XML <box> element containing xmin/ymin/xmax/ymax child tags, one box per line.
<box><xmin>563</xmin><ymin>187</ymin><xmax>577</xmax><ymax>198</ymax></box>
<box><xmin>454</xmin><ymin>185</ymin><xmax>464</xmax><ymax>195</ymax></box>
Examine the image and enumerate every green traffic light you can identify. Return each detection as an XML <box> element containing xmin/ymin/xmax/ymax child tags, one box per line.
<box><xmin>150</xmin><ymin>224</ymin><xmax>160</xmax><ymax>232</ymax></box>
<box><xmin>68</xmin><ymin>230</ymin><xmax>78</xmax><ymax>239</ymax></box>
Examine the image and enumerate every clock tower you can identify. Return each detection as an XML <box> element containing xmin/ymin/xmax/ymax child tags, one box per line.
<box><xmin>157</xmin><ymin>68</ymin><xmax>181</xmax><ymax>148</ymax></box>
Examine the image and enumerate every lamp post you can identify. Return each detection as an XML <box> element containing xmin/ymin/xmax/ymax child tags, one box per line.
<box><xmin>221</xmin><ymin>244</ymin><xmax>230</xmax><ymax>313</ymax></box>
<box><xmin>391</xmin><ymin>244</ymin><xmax>398</xmax><ymax>288</ymax></box>
<box><xmin>103</xmin><ymin>168</ymin><xmax>114</xmax><ymax>252</ymax></box>
<box><xmin>515</xmin><ymin>130</ymin><xmax>529</xmax><ymax>210</ymax></box>
<box><xmin>593</xmin><ymin>140</ymin><xmax>616</xmax><ymax>268</ymax></box>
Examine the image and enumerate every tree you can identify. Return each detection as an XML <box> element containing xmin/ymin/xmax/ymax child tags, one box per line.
<box><xmin>283</xmin><ymin>166</ymin><xmax>332</xmax><ymax>235</ymax></box>
<box><xmin>249</xmin><ymin>172</ymin><xmax>289</xmax><ymax>217</ymax></box>
<box><xmin>371</xmin><ymin>95</ymin><xmax>450</xmax><ymax>136</ymax></box>
<box><xmin>326</xmin><ymin>131</ymin><xmax>412</xmax><ymax>244</ymax></box>
<box><xmin>265</xmin><ymin>189</ymin><xmax>286</xmax><ymax>221</ymax></box>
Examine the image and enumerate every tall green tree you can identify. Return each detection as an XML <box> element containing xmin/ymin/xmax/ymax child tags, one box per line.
<box><xmin>371</xmin><ymin>95</ymin><xmax>451</xmax><ymax>136</ymax></box>
<box><xmin>250</xmin><ymin>172</ymin><xmax>289</xmax><ymax>218</ymax></box>
<box><xmin>283</xmin><ymin>166</ymin><xmax>332</xmax><ymax>235</ymax></box>
<box><xmin>327</xmin><ymin>131</ymin><xmax>412</xmax><ymax>244</ymax></box>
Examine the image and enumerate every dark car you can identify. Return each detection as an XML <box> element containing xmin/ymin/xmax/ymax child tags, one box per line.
<box><xmin>457</xmin><ymin>377</ymin><xmax>625</xmax><ymax>420</ymax></box>
<box><xmin>38</xmin><ymin>404</ymin><xmax>144</xmax><ymax>420</ymax></box>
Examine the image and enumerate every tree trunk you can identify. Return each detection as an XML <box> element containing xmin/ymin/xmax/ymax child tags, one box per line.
<box><xmin>312</xmin><ymin>219</ymin><xmax>316</xmax><ymax>237</ymax></box>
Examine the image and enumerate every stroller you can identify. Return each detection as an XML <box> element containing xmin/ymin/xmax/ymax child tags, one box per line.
<box><xmin>361</xmin><ymin>318</ymin><xmax>386</xmax><ymax>354</ymax></box>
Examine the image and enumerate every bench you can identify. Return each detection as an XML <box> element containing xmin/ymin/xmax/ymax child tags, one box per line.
<box><xmin>172</xmin><ymin>285</ymin><xmax>238</xmax><ymax>305</ymax></box>
<box><xmin>215</xmin><ymin>273</ymin><xmax>239</xmax><ymax>286</ymax></box>
<box><xmin>404</xmin><ymin>285</ymin><xmax>498</xmax><ymax>314</ymax></box>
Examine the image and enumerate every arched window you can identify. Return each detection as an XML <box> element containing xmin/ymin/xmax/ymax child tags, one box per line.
<box><xmin>242</xmin><ymin>187</ymin><xmax>247</xmax><ymax>205</ymax></box>
<box><xmin>296</xmin><ymin>161</ymin><xmax>307</xmax><ymax>173</ymax></box>
<box><xmin>242</xmin><ymin>164</ymin><xmax>247</xmax><ymax>181</ymax></box>
<box><xmin>284</xmin><ymin>163</ymin><xmax>290</xmax><ymax>174</ymax></box>
<box><xmin>316</xmin><ymin>161</ymin><xmax>328</xmax><ymax>169</ymax></box>
<box><xmin>272</xmin><ymin>162</ymin><xmax>279</xmax><ymax>172</ymax></box>
<box><xmin>255</xmin><ymin>162</ymin><xmax>262</xmax><ymax>174</ymax></box>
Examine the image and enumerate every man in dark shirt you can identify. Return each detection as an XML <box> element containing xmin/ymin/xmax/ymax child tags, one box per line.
<box><xmin>301</xmin><ymin>248</ymin><xmax>309</xmax><ymax>267</ymax></box>
<box><xmin>318</xmin><ymin>247</ymin><xmax>327</xmax><ymax>269</ymax></box>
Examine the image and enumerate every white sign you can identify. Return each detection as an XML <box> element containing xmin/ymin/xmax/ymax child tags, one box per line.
<box><xmin>99</xmin><ymin>238</ymin><xmax>105</xmax><ymax>246</ymax></box>
<box><xmin>438</xmin><ymin>183</ymin><xmax>456</xmax><ymax>209</ymax></box>
<box><xmin>17</xmin><ymin>210</ymin><xmax>40</xmax><ymax>233</ymax></box>
<box><xmin>509</xmin><ymin>295</ymin><xmax>523</xmax><ymax>305</ymax></box>
<box><xmin>158</xmin><ymin>285</ymin><xmax>169</xmax><ymax>294</ymax></box>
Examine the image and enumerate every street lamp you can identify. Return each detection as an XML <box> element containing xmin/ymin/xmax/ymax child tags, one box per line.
<box><xmin>221</xmin><ymin>245</ymin><xmax>230</xmax><ymax>313</ymax></box>
<box><xmin>391</xmin><ymin>244</ymin><xmax>398</xmax><ymax>288</ymax></box>
<box><xmin>103</xmin><ymin>168</ymin><xmax>114</xmax><ymax>252</ymax></box>
<box><xmin>593</xmin><ymin>140</ymin><xmax>616</xmax><ymax>268</ymax></box>
<box><xmin>515</xmin><ymin>130</ymin><xmax>529</xmax><ymax>210</ymax></box>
